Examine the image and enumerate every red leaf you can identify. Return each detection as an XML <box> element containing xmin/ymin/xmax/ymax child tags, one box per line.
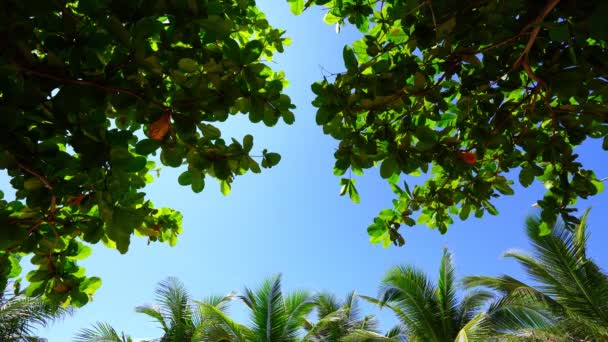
<box><xmin>148</xmin><ymin>113</ymin><xmax>171</xmax><ymax>141</ymax></box>
<box><xmin>459</xmin><ymin>151</ymin><xmax>477</xmax><ymax>165</ymax></box>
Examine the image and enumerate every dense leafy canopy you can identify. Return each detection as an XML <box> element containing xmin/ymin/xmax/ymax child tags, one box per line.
<box><xmin>295</xmin><ymin>0</ymin><xmax>608</xmax><ymax>246</ymax></box>
<box><xmin>0</xmin><ymin>0</ymin><xmax>293</xmax><ymax>306</ymax></box>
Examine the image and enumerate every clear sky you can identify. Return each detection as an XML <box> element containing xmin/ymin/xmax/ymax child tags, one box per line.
<box><xmin>4</xmin><ymin>1</ymin><xmax>607</xmax><ymax>340</ymax></box>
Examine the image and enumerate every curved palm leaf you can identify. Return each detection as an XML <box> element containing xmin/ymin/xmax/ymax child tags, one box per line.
<box><xmin>74</xmin><ymin>322</ymin><xmax>133</xmax><ymax>342</ymax></box>
<box><xmin>193</xmin><ymin>301</ymin><xmax>250</xmax><ymax>341</ymax></box>
<box><xmin>0</xmin><ymin>290</ymin><xmax>72</xmax><ymax>341</ymax></box>
<box><xmin>304</xmin><ymin>291</ymin><xmax>379</xmax><ymax>341</ymax></box>
<box><xmin>240</xmin><ymin>274</ymin><xmax>315</xmax><ymax>342</ymax></box>
<box><xmin>136</xmin><ymin>277</ymin><xmax>195</xmax><ymax>341</ymax></box>
<box><xmin>464</xmin><ymin>210</ymin><xmax>608</xmax><ymax>339</ymax></box>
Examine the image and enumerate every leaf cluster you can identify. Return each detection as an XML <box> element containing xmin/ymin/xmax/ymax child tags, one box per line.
<box><xmin>0</xmin><ymin>0</ymin><xmax>294</xmax><ymax>305</ymax></box>
<box><xmin>299</xmin><ymin>0</ymin><xmax>608</xmax><ymax>245</ymax></box>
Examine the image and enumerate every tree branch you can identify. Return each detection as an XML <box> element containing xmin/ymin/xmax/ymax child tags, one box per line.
<box><xmin>18</xmin><ymin>66</ymin><xmax>169</xmax><ymax>110</ymax></box>
<box><xmin>513</xmin><ymin>0</ymin><xmax>561</xmax><ymax>70</ymax></box>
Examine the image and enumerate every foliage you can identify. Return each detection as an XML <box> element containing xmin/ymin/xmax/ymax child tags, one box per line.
<box><xmin>0</xmin><ymin>281</ymin><xmax>72</xmax><ymax>341</ymax></box>
<box><xmin>135</xmin><ymin>277</ymin><xmax>197</xmax><ymax>341</ymax></box>
<box><xmin>302</xmin><ymin>291</ymin><xmax>382</xmax><ymax>341</ymax></box>
<box><xmin>75</xmin><ymin>215</ymin><xmax>608</xmax><ymax>341</ymax></box>
<box><xmin>294</xmin><ymin>0</ymin><xmax>608</xmax><ymax>246</ymax></box>
<box><xmin>0</xmin><ymin>0</ymin><xmax>294</xmax><ymax>306</ymax></box>
<box><xmin>363</xmin><ymin>248</ymin><xmax>552</xmax><ymax>341</ymax></box>
<box><xmin>464</xmin><ymin>210</ymin><xmax>608</xmax><ymax>340</ymax></box>
<box><xmin>74</xmin><ymin>322</ymin><xmax>135</xmax><ymax>342</ymax></box>
<box><xmin>206</xmin><ymin>274</ymin><xmax>317</xmax><ymax>342</ymax></box>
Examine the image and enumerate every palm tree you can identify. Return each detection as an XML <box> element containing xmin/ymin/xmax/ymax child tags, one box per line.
<box><xmin>136</xmin><ymin>277</ymin><xmax>236</xmax><ymax>342</ymax></box>
<box><xmin>364</xmin><ymin>248</ymin><xmax>550</xmax><ymax>341</ymax></box>
<box><xmin>199</xmin><ymin>274</ymin><xmax>316</xmax><ymax>342</ymax></box>
<box><xmin>76</xmin><ymin>277</ymin><xmax>234</xmax><ymax>342</ymax></box>
<box><xmin>302</xmin><ymin>291</ymin><xmax>395</xmax><ymax>341</ymax></box>
<box><xmin>0</xmin><ymin>283</ymin><xmax>71</xmax><ymax>341</ymax></box>
<box><xmin>464</xmin><ymin>210</ymin><xmax>608</xmax><ymax>340</ymax></box>
<box><xmin>135</xmin><ymin>277</ymin><xmax>196</xmax><ymax>341</ymax></box>
<box><xmin>73</xmin><ymin>322</ymin><xmax>134</xmax><ymax>342</ymax></box>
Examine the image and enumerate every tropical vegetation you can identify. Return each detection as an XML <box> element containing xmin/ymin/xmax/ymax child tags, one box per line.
<box><xmin>0</xmin><ymin>281</ymin><xmax>71</xmax><ymax>341</ymax></box>
<box><xmin>1</xmin><ymin>0</ymin><xmax>606</xmax><ymax>307</ymax></box>
<box><xmin>465</xmin><ymin>209</ymin><xmax>608</xmax><ymax>340</ymax></box>
<box><xmin>295</xmin><ymin>0</ymin><xmax>608</xmax><ymax>246</ymax></box>
<box><xmin>69</xmin><ymin>213</ymin><xmax>606</xmax><ymax>341</ymax></box>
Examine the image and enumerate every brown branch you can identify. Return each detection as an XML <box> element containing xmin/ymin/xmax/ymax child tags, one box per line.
<box><xmin>18</xmin><ymin>66</ymin><xmax>169</xmax><ymax>109</ymax></box>
<box><xmin>513</xmin><ymin>0</ymin><xmax>561</xmax><ymax>70</ymax></box>
<box><xmin>6</xmin><ymin>150</ymin><xmax>58</xmax><ymax>219</ymax></box>
<box><xmin>6</xmin><ymin>151</ymin><xmax>53</xmax><ymax>190</ymax></box>
<box><xmin>521</xmin><ymin>56</ymin><xmax>547</xmax><ymax>89</ymax></box>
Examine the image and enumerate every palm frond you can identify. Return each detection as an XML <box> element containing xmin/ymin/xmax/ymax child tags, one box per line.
<box><xmin>437</xmin><ymin>248</ymin><xmax>458</xmax><ymax>337</ymax></box>
<box><xmin>246</xmin><ymin>274</ymin><xmax>287</xmax><ymax>342</ymax></box>
<box><xmin>456</xmin><ymin>290</ymin><xmax>494</xmax><ymax>329</ymax></box>
<box><xmin>282</xmin><ymin>290</ymin><xmax>315</xmax><ymax>340</ymax></box>
<box><xmin>74</xmin><ymin>322</ymin><xmax>132</xmax><ymax>342</ymax></box>
<box><xmin>193</xmin><ymin>302</ymin><xmax>249</xmax><ymax>342</ymax></box>
<box><xmin>378</xmin><ymin>265</ymin><xmax>443</xmax><ymax>341</ymax></box>
<box><xmin>192</xmin><ymin>292</ymin><xmax>236</xmax><ymax>328</ymax></box>
<box><xmin>522</xmin><ymin>216</ymin><xmax>608</xmax><ymax>326</ymax></box>
<box><xmin>135</xmin><ymin>305</ymin><xmax>168</xmax><ymax>332</ymax></box>
<box><xmin>341</xmin><ymin>328</ymin><xmax>402</xmax><ymax>341</ymax></box>
<box><xmin>0</xmin><ymin>294</ymin><xmax>72</xmax><ymax>339</ymax></box>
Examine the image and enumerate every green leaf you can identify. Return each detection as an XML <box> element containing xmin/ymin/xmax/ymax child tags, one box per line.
<box><xmin>200</xmin><ymin>15</ymin><xmax>233</xmax><ymax>38</ymax></box>
<box><xmin>243</xmin><ymin>134</ymin><xmax>254</xmax><ymax>152</ymax></box>
<box><xmin>242</xmin><ymin>40</ymin><xmax>264</xmax><ymax>64</ymax></box>
<box><xmin>220</xmin><ymin>180</ymin><xmax>231</xmax><ymax>196</ymax></box>
<box><xmin>539</xmin><ymin>221</ymin><xmax>552</xmax><ymax>236</ymax></box>
<box><xmin>8</xmin><ymin>255</ymin><xmax>21</xmax><ymax>278</ymax></box>
<box><xmin>343</xmin><ymin>46</ymin><xmax>358</xmax><ymax>72</ymax></box>
<box><xmin>323</xmin><ymin>12</ymin><xmax>341</xmax><ymax>25</ymax></box>
<box><xmin>71</xmin><ymin>244</ymin><xmax>93</xmax><ymax>260</ymax></box>
<box><xmin>199</xmin><ymin>124</ymin><xmax>221</xmax><ymax>139</ymax></box>
<box><xmin>549</xmin><ymin>22</ymin><xmax>570</xmax><ymax>42</ymax></box>
<box><xmin>316</xmin><ymin>107</ymin><xmax>336</xmax><ymax>125</ymax></box>
<box><xmin>591</xmin><ymin>179</ymin><xmax>604</xmax><ymax>194</ymax></box>
<box><xmin>339</xmin><ymin>178</ymin><xmax>350</xmax><ymax>196</ymax></box>
<box><xmin>288</xmin><ymin>0</ymin><xmax>305</xmax><ymax>15</ymax></box>
<box><xmin>178</xmin><ymin>58</ymin><xmax>199</xmax><ymax>73</ymax></box>
<box><xmin>378</xmin><ymin>209</ymin><xmax>395</xmax><ymax>220</ymax></box>
<box><xmin>603</xmin><ymin>136</ymin><xmax>608</xmax><ymax>150</ymax></box>
<box><xmin>519</xmin><ymin>166</ymin><xmax>536</xmax><ymax>187</ymax></box>
<box><xmin>418</xmin><ymin>213</ymin><xmax>431</xmax><ymax>224</ymax></box>
<box><xmin>348</xmin><ymin>181</ymin><xmax>360</xmax><ymax>203</ymax></box>
<box><xmin>494</xmin><ymin>182</ymin><xmax>515</xmax><ymax>195</ymax></box>
<box><xmin>413</xmin><ymin>72</ymin><xmax>426</xmax><ymax>90</ymax></box>
<box><xmin>414</xmin><ymin>126</ymin><xmax>437</xmax><ymax>145</ymax></box>
<box><xmin>191</xmin><ymin>172</ymin><xmax>205</xmax><ymax>193</ymax></box>
<box><xmin>380</xmin><ymin>157</ymin><xmax>398</xmax><ymax>179</ymax></box>
<box><xmin>262</xmin><ymin>152</ymin><xmax>281</xmax><ymax>168</ymax></box>
<box><xmin>485</xmin><ymin>201</ymin><xmax>499</xmax><ymax>216</ymax></box>
<box><xmin>80</xmin><ymin>277</ymin><xmax>102</xmax><ymax>294</ymax></box>
<box><xmin>459</xmin><ymin>205</ymin><xmax>471</xmax><ymax>221</ymax></box>
<box><xmin>367</xmin><ymin>219</ymin><xmax>387</xmax><ymax>239</ymax></box>
<box><xmin>178</xmin><ymin>171</ymin><xmax>192</xmax><ymax>186</ymax></box>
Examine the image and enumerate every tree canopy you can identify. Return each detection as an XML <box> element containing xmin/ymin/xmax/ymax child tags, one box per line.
<box><xmin>1</xmin><ymin>0</ymin><xmax>607</xmax><ymax>310</ymax></box>
<box><xmin>294</xmin><ymin>0</ymin><xmax>607</xmax><ymax>246</ymax></box>
<box><xmin>0</xmin><ymin>0</ymin><xmax>293</xmax><ymax>306</ymax></box>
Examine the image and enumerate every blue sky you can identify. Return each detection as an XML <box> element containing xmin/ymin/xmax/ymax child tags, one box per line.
<box><xmin>4</xmin><ymin>1</ymin><xmax>607</xmax><ymax>340</ymax></box>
